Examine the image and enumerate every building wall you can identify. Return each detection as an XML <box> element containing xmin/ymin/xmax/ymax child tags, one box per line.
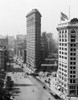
<box><xmin>57</xmin><ymin>29</ymin><xmax>68</xmax><ymax>94</ymax></box>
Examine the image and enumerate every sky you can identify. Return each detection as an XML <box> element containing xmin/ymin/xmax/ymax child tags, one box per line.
<box><xmin>0</xmin><ymin>0</ymin><xmax>78</xmax><ymax>39</ymax></box>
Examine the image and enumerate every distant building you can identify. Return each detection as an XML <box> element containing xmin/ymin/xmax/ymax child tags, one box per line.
<box><xmin>15</xmin><ymin>34</ymin><xmax>26</xmax><ymax>59</ymax></box>
<box><xmin>8</xmin><ymin>36</ymin><xmax>15</xmax><ymax>49</ymax></box>
<box><xmin>41</xmin><ymin>32</ymin><xmax>48</xmax><ymax>61</ymax></box>
<box><xmin>0</xmin><ymin>36</ymin><xmax>8</xmax><ymax>50</ymax></box>
<box><xmin>26</xmin><ymin>9</ymin><xmax>42</xmax><ymax>71</ymax></box>
<box><xmin>57</xmin><ymin>18</ymin><xmax>78</xmax><ymax>97</ymax></box>
<box><xmin>8</xmin><ymin>36</ymin><xmax>15</xmax><ymax>56</ymax></box>
<box><xmin>46</xmin><ymin>33</ymin><xmax>53</xmax><ymax>54</ymax></box>
<box><xmin>0</xmin><ymin>47</ymin><xmax>7</xmax><ymax>71</ymax></box>
<box><xmin>16</xmin><ymin>34</ymin><xmax>26</xmax><ymax>41</ymax></box>
<box><xmin>23</xmin><ymin>49</ymin><xmax>26</xmax><ymax>63</ymax></box>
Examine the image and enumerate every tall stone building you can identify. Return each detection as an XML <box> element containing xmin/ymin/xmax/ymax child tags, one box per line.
<box><xmin>57</xmin><ymin>18</ymin><xmax>78</xmax><ymax>97</ymax></box>
<box><xmin>26</xmin><ymin>9</ymin><xmax>42</xmax><ymax>71</ymax></box>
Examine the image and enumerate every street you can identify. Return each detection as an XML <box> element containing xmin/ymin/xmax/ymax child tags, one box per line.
<box><xmin>7</xmin><ymin>62</ymin><xmax>56</xmax><ymax>100</ymax></box>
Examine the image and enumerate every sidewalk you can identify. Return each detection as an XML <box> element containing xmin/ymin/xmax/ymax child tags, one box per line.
<box><xmin>50</xmin><ymin>77</ymin><xmax>78</xmax><ymax>100</ymax></box>
<box><xmin>50</xmin><ymin>77</ymin><xmax>66</xmax><ymax>99</ymax></box>
<box><xmin>36</xmin><ymin>75</ymin><xmax>78</xmax><ymax>100</ymax></box>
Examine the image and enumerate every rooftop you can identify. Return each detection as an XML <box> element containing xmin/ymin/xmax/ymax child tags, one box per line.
<box><xmin>57</xmin><ymin>18</ymin><xmax>78</xmax><ymax>30</ymax></box>
<box><xmin>26</xmin><ymin>9</ymin><xmax>42</xmax><ymax>17</ymax></box>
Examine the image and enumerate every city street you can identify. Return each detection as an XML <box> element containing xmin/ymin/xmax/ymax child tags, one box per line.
<box><xmin>7</xmin><ymin>62</ymin><xmax>56</xmax><ymax>100</ymax></box>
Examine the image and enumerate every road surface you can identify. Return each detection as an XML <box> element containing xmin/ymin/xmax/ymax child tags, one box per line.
<box><xmin>7</xmin><ymin>62</ymin><xmax>56</xmax><ymax>100</ymax></box>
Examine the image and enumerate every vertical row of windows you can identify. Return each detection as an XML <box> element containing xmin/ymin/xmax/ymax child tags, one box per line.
<box><xmin>59</xmin><ymin>30</ymin><xmax>67</xmax><ymax>42</ymax></box>
<box><xmin>70</xmin><ymin>31</ymin><xmax>76</xmax><ymax>79</ymax></box>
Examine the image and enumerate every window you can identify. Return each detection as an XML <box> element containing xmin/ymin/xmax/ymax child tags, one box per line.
<box><xmin>62</xmin><ymin>30</ymin><xmax>64</xmax><ymax>33</ymax></box>
<box><xmin>70</xmin><ymin>62</ymin><xmax>76</xmax><ymax>65</ymax></box>
<box><xmin>73</xmin><ymin>75</ymin><xmax>75</xmax><ymax>78</ymax></box>
<box><xmin>70</xmin><ymin>86</ymin><xmax>75</xmax><ymax>89</ymax></box>
<box><xmin>65</xmin><ymin>39</ymin><xmax>67</xmax><ymax>42</ymax></box>
<box><xmin>74</xmin><ymin>62</ymin><xmax>76</xmax><ymax>65</ymax></box>
<box><xmin>62</xmin><ymin>43</ymin><xmax>64</xmax><ymax>46</ymax></box>
<box><xmin>62</xmin><ymin>34</ymin><xmax>64</xmax><ymax>38</ymax></box>
<box><xmin>73</xmin><ymin>66</ymin><xmax>76</xmax><ymax>69</ymax></box>
<box><xmin>60</xmin><ymin>43</ymin><xmax>61</xmax><ymax>46</ymax></box>
<box><xmin>59</xmin><ymin>31</ymin><xmax>61</xmax><ymax>33</ymax></box>
<box><xmin>62</xmin><ymin>56</ymin><xmax>63</xmax><ymax>58</ymax></box>
<box><xmin>62</xmin><ymin>48</ymin><xmax>64</xmax><ymax>50</ymax></box>
<box><xmin>59</xmin><ymin>55</ymin><xmax>61</xmax><ymax>58</ymax></box>
<box><xmin>71</xmin><ymin>35</ymin><xmax>76</xmax><ymax>38</ymax></box>
<box><xmin>70</xmin><ymin>57</ymin><xmax>76</xmax><ymax>60</ymax></box>
<box><xmin>59</xmin><ymin>35</ymin><xmax>61</xmax><ymax>38</ymax></box>
<box><xmin>65</xmin><ymin>52</ymin><xmax>67</xmax><ymax>55</ymax></box>
<box><xmin>73</xmin><ymin>58</ymin><xmax>76</xmax><ymax>60</ymax></box>
<box><xmin>73</xmin><ymin>79</ymin><xmax>75</xmax><ymax>83</ymax></box>
<box><xmin>70</xmin><ymin>48</ymin><xmax>76</xmax><ymax>51</ymax></box>
<box><xmin>59</xmin><ymin>51</ymin><xmax>61</xmax><ymax>54</ymax></box>
<box><xmin>73</xmin><ymin>71</ymin><xmax>76</xmax><ymax>74</ymax></box>
<box><xmin>59</xmin><ymin>47</ymin><xmax>61</xmax><ymax>49</ymax></box>
<box><xmin>71</xmin><ymin>39</ymin><xmax>75</xmax><ymax>42</ymax></box>
<box><xmin>64</xmin><ymin>84</ymin><xmax>66</xmax><ymax>87</ymax></box>
<box><xmin>65</xmin><ymin>34</ymin><xmax>67</xmax><ymax>38</ymax></box>
<box><xmin>65</xmin><ymin>57</ymin><xmax>67</xmax><ymax>59</ymax></box>
<box><xmin>70</xmin><ymin>62</ymin><xmax>72</xmax><ymax>65</ymax></box>
<box><xmin>70</xmin><ymin>66</ymin><xmax>76</xmax><ymax>69</ymax></box>
<box><xmin>70</xmin><ymin>75</ymin><xmax>72</xmax><ymax>78</ymax></box>
<box><xmin>65</xmin><ymin>48</ymin><xmax>67</xmax><ymax>50</ymax></box>
<box><xmin>65</xmin><ymin>44</ymin><xmax>67</xmax><ymax>46</ymax></box>
<box><xmin>70</xmin><ymin>79</ymin><xmax>72</xmax><ymax>83</ymax></box>
<box><xmin>65</xmin><ymin>30</ymin><xmax>67</xmax><ymax>33</ymax></box>
<box><xmin>70</xmin><ymin>44</ymin><xmax>72</xmax><ymax>46</ymax></box>
<box><xmin>70</xmin><ymin>71</ymin><xmax>72</xmax><ymax>73</ymax></box>
<box><xmin>74</xmin><ymin>44</ymin><xmax>76</xmax><ymax>46</ymax></box>
<box><xmin>59</xmin><ymin>39</ymin><xmax>61</xmax><ymax>41</ymax></box>
<box><xmin>70</xmin><ymin>44</ymin><xmax>76</xmax><ymax>47</ymax></box>
<box><xmin>65</xmin><ymin>65</ymin><xmax>67</xmax><ymax>68</ymax></box>
<box><xmin>62</xmin><ymin>39</ymin><xmax>64</xmax><ymax>42</ymax></box>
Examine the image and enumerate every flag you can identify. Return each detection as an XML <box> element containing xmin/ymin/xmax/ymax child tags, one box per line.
<box><xmin>61</xmin><ymin>12</ymin><xmax>68</xmax><ymax>21</ymax></box>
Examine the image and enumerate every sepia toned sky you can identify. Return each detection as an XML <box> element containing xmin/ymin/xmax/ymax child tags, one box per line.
<box><xmin>0</xmin><ymin>0</ymin><xmax>78</xmax><ymax>39</ymax></box>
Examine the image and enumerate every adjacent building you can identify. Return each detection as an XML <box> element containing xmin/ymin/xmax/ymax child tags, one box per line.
<box><xmin>57</xmin><ymin>18</ymin><xmax>78</xmax><ymax>97</ymax></box>
<box><xmin>26</xmin><ymin>9</ymin><xmax>42</xmax><ymax>71</ymax></box>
